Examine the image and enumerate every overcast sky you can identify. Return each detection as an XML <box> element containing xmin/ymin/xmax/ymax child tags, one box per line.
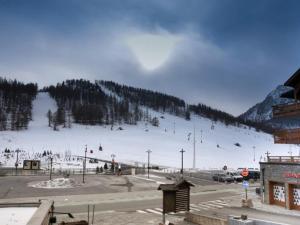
<box><xmin>0</xmin><ymin>0</ymin><xmax>300</xmax><ymax>115</ymax></box>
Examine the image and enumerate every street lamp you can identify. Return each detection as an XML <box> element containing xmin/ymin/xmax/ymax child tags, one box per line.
<box><xmin>111</xmin><ymin>154</ymin><xmax>116</xmax><ymax>174</ymax></box>
<box><xmin>180</xmin><ymin>148</ymin><xmax>185</xmax><ymax>176</ymax></box>
<box><xmin>83</xmin><ymin>145</ymin><xmax>87</xmax><ymax>183</ymax></box>
<box><xmin>49</xmin><ymin>152</ymin><xmax>53</xmax><ymax>181</ymax></box>
<box><xmin>146</xmin><ymin>150</ymin><xmax>152</xmax><ymax>179</ymax></box>
<box><xmin>15</xmin><ymin>149</ymin><xmax>21</xmax><ymax>175</ymax></box>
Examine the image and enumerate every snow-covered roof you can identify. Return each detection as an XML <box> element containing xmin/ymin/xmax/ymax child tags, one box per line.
<box><xmin>0</xmin><ymin>207</ymin><xmax>37</xmax><ymax>225</ymax></box>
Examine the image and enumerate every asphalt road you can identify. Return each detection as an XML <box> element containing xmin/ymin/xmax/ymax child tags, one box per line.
<box><xmin>0</xmin><ymin>174</ymin><xmax>161</xmax><ymax>199</ymax></box>
<box><xmin>1</xmin><ymin>173</ymin><xmax>299</xmax><ymax>225</ymax></box>
<box><xmin>54</xmin><ymin>187</ymin><xmax>300</xmax><ymax>225</ymax></box>
<box><xmin>0</xmin><ymin>171</ymin><xmax>221</xmax><ymax>199</ymax></box>
<box><xmin>55</xmin><ymin>189</ymin><xmax>237</xmax><ymax>213</ymax></box>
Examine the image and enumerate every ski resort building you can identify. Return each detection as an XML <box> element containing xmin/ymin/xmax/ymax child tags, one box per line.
<box><xmin>260</xmin><ymin>69</ymin><xmax>300</xmax><ymax>210</ymax></box>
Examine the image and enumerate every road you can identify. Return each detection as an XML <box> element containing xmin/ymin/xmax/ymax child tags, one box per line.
<box><xmin>2</xmin><ymin>172</ymin><xmax>300</xmax><ymax>224</ymax></box>
<box><xmin>55</xmin><ymin>187</ymin><xmax>237</xmax><ymax>213</ymax></box>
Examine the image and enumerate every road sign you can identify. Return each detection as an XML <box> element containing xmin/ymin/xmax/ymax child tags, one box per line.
<box><xmin>242</xmin><ymin>168</ymin><xmax>249</xmax><ymax>177</ymax></box>
<box><xmin>242</xmin><ymin>181</ymin><xmax>249</xmax><ymax>189</ymax></box>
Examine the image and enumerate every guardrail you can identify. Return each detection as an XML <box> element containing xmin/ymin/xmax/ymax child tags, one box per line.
<box><xmin>267</xmin><ymin>156</ymin><xmax>300</xmax><ymax>163</ymax></box>
<box><xmin>0</xmin><ymin>167</ymin><xmax>146</xmax><ymax>176</ymax></box>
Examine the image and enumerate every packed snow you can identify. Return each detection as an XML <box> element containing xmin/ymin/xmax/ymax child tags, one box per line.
<box><xmin>29</xmin><ymin>178</ymin><xmax>79</xmax><ymax>189</ymax></box>
<box><xmin>0</xmin><ymin>207</ymin><xmax>37</xmax><ymax>225</ymax></box>
<box><xmin>0</xmin><ymin>92</ymin><xmax>297</xmax><ymax>170</ymax></box>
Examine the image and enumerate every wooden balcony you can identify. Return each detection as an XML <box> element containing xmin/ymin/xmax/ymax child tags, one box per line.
<box><xmin>272</xmin><ymin>102</ymin><xmax>300</xmax><ymax>118</ymax></box>
<box><xmin>267</xmin><ymin>156</ymin><xmax>300</xmax><ymax>163</ymax></box>
<box><xmin>274</xmin><ymin>128</ymin><xmax>300</xmax><ymax>144</ymax></box>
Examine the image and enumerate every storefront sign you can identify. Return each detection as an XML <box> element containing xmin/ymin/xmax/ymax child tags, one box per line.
<box><xmin>283</xmin><ymin>172</ymin><xmax>300</xmax><ymax>179</ymax></box>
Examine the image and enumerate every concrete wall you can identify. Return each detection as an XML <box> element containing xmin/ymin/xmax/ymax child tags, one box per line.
<box><xmin>228</xmin><ymin>216</ymin><xmax>289</xmax><ymax>225</ymax></box>
<box><xmin>27</xmin><ymin>200</ymin><xmax>53</xmax><ymax>225</ymax></box>
<box><xmin>185</xmin><ymin>212</ymin><xmax>228</xmax><ymax>225</ymax></box>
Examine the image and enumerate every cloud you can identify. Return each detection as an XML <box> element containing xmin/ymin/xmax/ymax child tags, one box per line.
<box><xmin>0</xmin><ymin>0</ymin><xmax>300</xmax><ymax>116</ymax></box>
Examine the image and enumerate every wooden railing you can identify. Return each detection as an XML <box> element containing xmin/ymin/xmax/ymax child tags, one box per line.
<box><xmin>267</xmin><ymin>156</ymin><xmax>300</xmax><ymax>163</ymax></box>
<box><xmin>274</xmin><ymin>128</ymin><xmax>300</xmax><ymax>144</ymax></box>
<box><xmin>272</xmin><ymin>102</ymin><xmax>300</xmax><ymax>118</ymax></box>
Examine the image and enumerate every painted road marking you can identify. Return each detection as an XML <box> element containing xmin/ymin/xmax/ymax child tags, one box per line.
<box><xmin>145</xmin><ymin>209</ymin><xmax>162</xmax><ymax>215</ymax></box>
<box><xmin>136</xmin><ymin>210</ymin><xmax>147</xmax><ymax>214</ymax></box>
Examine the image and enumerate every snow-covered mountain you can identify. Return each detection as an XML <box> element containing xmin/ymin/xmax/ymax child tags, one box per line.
<box><xmin>240</xmin><ymin>85</ymin><xmax>294</xmax><ymax>124</ymax></box>
<box><xmin>0</xmin><ymin>92</ymin><xmax>294</xmax><ymax>170</ymax></box>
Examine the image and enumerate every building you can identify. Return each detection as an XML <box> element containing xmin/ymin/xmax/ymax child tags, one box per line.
<box><xmin>260</xmin><ymin>69</ymin><xmax>300</xmax><ymax>210</ymax></box>
<box><xmin>260</xmin><ymin>156</ymin><xmax>300</xmax><ymax>210</ymax></box>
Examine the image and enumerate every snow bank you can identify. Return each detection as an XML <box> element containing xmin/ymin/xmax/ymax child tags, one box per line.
<box><xmin>29</xmin><ymin>178</ymin><xmax>79</xmax><ymax>189</ymax></box>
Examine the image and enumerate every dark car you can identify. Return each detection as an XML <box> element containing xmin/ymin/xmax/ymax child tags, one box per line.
<box><xmin>212</xmin><ymin>173</ymin><xmax>234</xmax><ymax>182</ymax></box>
<box><xmin>243</xmin><ymin>170</ymin><xmax>260</xmax><ymax>181</ymax></box>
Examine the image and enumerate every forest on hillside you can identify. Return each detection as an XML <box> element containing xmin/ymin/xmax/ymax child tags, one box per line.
<box><xmin>45</xmin><ymin>79</ymin><xmax>160</xmax><ymax>129</ymax></box>
<box><xmin>0</xmin><ymin>77</ymin><xmax>272</xmax><ymax>133</ymax></box>
<box><xmin>101</xmin><ymin>80</ymin><xmax>273</xmax><ymax>133</ymax></box>
<box><xmin>0</xmin><ymin>78</ymin><xmax>38</xmax><ymax>131</ymax></box>
<box><xmin>189</xmin><ymin>103</ymin><xmax>274</xmax><ymax>133</ymax></box>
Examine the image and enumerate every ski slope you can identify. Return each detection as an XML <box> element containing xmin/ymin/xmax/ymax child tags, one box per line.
<box><xmin>0</xmin><ymin>93</ymin><xmax>296</xmax><ymax>170</ymax></box>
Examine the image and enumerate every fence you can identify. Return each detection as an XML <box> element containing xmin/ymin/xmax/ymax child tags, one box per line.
<box><xmin>0</xmin><ymin>167</ymin><xmax>146</xmax><ymax>176</ymax></box>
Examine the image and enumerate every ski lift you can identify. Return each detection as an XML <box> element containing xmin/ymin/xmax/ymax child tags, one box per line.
<box><xmin>187</xmin><ymin>132</ymin><xmax>191</xmax><ymax>141</ymax></box>
<box><xmin>99</xmin><ymin>145</ymin><xmax>103</xmax><ymax>151</ymax></box>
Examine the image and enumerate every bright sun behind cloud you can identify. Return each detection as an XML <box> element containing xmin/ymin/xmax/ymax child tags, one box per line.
<box><xmin>126</xmin><ymin>33</ymin><xmax>181</xmax><ymax>70</ymax></box>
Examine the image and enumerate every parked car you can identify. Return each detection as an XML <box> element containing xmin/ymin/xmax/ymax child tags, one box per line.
<box><xmin>212</xmin><ymin>173</ymin><xmax>234</xmax><ymax>183</ymax></box>
<box><xmin>237</xmin><ymin>168</ymin><xmax>260</xmax><ymax>181</ymax></box>
<box><xmin>242</xmin><ymin>170</ymin><xmax>260</xmax><ymax>181</ymax></box>
<box><xmin>226</xmin><ymin>171</ymin><xmax>243</xmax><ymax>182</ymax></box>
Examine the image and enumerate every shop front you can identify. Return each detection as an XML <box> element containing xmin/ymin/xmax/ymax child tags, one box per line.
<box><xmin>260</xmin><ymin>156</ymin><xmax>300</xmax><ymax>210</ymax></box>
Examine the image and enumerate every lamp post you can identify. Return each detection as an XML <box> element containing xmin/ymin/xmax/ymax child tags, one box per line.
<box><xmin>83</xmin><ymin>145</ymin><xmax>87</xmax><ymax>183</ymax></box>
<box><xmin>146</xmin><ymin>150</ymin><xmax>152</xmax><ymax>179</ymax></box>
<box><xmin>180</xmin><ymin>148</ymin><xmax>185</xmax><ymax>176</ymax></box>
<box><xmin>15</xmin><ymin>149</ymin><xmax>21</xmax><ymax>175</ymax></box>
<box><xmin>193</xmin><ymin>125</ymin><xmax>196</xmax><ymax>169</ymax></box>
<box><xmin>49</xmin><ymin>153</ymin><xmax>53</xmax><ymax>181</ymax></box>
<box><xmin>111</xmin><ymin>154</ymin><xmax>116</xmax><ymax>174</ymax></box>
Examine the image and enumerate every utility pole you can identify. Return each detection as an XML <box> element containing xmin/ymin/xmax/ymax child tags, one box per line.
<box><xmin>173</xmin><ymin>121</ymin><xmax>175</xmax><ymax>134</ymax></box>
<box><xmin>83</xmin><ymin>145</ymin><xmax>87</xmax><ymax>183</ymax></box>
<box><xmin>15</xmin><ymin>149</ymin><xmax>21</xmax><ymax>175</ymax></box>
<box><xmin>200</xmin><ymin>129</ymin><xmax>203</xmax><ymax>143</ymax></box>
<box><xmin>146</xmin><ymin>150</ymin><xmax>152</xmax><ymax>179</ymax></box>
<box><xmin>180</xmin><ymin>149</ymin><xmax>185</xmax><ymax>176</ymax></box>
<box><xmin>265</xmin><ymin>151</ymin><xmax>270</xmax><ymax>162</ymax></box>
<box><xmin>111</xmin><ymin>154</ymin><xmax>116</xmax><ymax>174</ymax></box>
<box><xmin>49</xmin><ymin>156</ymin><xmax>53</xmax><ymax>181</ymax></box>
<box><xmin>193</xmin><ymin>125</ymin><xmax>196</xmax><ymax>169</ymax></box>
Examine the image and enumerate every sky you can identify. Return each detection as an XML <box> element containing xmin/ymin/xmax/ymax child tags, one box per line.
<box><xmin>0</xmin><ymin>0</ymin><xmax>300</xmax><ymax>116</ymax></box>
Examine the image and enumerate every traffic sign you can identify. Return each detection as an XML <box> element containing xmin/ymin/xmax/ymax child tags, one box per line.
<box><xmin>242</xmin><ymin>181</ymin><xmax>249</xmax><ymax>189</ymax></box>
<box><xmin>242</xmin><ymin>168</ymin><xmax>249</xmax><ymax>177</ymax></box>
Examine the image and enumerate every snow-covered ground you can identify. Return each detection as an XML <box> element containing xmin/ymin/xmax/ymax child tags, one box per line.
<box><xmin>0</xmin><ymin>207</ymin><xmax>37</xmax><ymax>225</ymax></box>
<box><xmin>0</xmin><ymin>92</ymin><xmax>297</xmax><ymax>170</ymax></box>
